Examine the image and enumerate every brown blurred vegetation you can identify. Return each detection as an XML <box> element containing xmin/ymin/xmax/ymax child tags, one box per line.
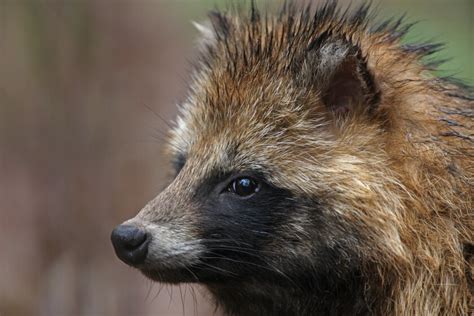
<box><xmin>0</xmin><ymin>1</ymin><xmax>216</xmax><ymax>315</ymax></box>
<box><xmin>0</xmin><ymin>1</ymin><xmax>471</xmax><ymax>316</ymax></box>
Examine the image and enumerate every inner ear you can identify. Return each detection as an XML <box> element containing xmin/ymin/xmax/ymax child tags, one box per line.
<box><xmin>322</xmin><ymin>56</ymin><xmax>366</xmax><ymax>116</ymax></box>
<box><xmin>311</xmin><ymin>39</ymin><xmax>380</xmax><ymax>117</ymax></box>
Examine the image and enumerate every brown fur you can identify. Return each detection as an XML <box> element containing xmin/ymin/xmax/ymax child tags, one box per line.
<box><xmin>117</xmin><ymin>2</ymin><xmax>473</xmax><ymax>315</ymax></box>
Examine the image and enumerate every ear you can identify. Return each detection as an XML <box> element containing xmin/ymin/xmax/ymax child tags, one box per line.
<box><xmin>311</xmin><ymin>40</ymin><xmax>380</xmax><ymax>116</ymax></box>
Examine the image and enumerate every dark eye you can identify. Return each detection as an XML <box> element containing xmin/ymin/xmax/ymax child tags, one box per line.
<box><xmin>228</xmin><ymin>177</ymin><xmax>260</xmax><ymax>197</ymax></box>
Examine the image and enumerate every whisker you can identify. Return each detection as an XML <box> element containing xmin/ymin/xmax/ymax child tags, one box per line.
<box><xmin>206</xmin><ymin>244</ymin><xmax>286</xmax><ymax>256</ymax></box>
<box><xmin>189</xmin><ymin>285</ymin><xmax>198</xmax><ymax>316</ymax></box>
<box><xmin>143</xmin><ymin>103</ymin><xmax>174</xmax><ymax>129</ymax></box>
<box><xmin>201</xmin><ymin>253</ymin><xmax>300</xmax><ymax>290</ymax></box>
<box><xmin>144</xmin><ymin>278</ymin><xmax>153</xmax><ymax>302</ymax></box>
<box><xmin>183</xmin><ymin>265</ymin><xmax>200</xmax><ymax>283</ymax></box>
<box><xmin>174</xmin><ymin>238</ymin><xmax>286</xmax><ymax>256</ymax></box>
<box><xmin>178</xmin><ymin>285</ymin><xmax>186</xmax><ymax>316</ymax></box>
<box><xmin>152</xmin><ymin>283</ymin><xmax>164</xmax><ymax>302</ymax></box>
<box><xmin>167</xmin><ymin>285</ymin><xmax>174</xmax><ymax>309</ymax></box>
<box><xmin>198</xmin><ymin>261</ymin><xmax>238</xmax><ymax>276</ymax></box>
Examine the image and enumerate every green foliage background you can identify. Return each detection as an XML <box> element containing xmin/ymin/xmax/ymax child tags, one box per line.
<box><xmin>175</xmin><ymin>0</ymin><xmax>474</xmax><ymax>84</ymax></box>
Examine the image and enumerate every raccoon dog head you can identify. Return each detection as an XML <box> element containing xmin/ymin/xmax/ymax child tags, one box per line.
<box><xmin>112</xmin><ymin>3</ymin><xmax>410</xmax><ymax>288</ymax></box>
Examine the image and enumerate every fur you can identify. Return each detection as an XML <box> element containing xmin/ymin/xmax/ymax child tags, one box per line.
<box><xmin>119</xmin><ymin>2</ymin><xmax>473</xmax><ymax>315</ymax></box>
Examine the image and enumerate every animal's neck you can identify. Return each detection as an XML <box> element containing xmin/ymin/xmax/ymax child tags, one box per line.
<box><xmin>206</xmin><ymin>274</ymin><xmax>374</xmax><ymax>316</ymax></box>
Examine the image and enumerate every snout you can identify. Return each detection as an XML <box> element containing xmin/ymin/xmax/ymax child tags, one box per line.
<box><xmin>111</xmin><ymin>224</ymin><xmax>149</xmax><ymax>266</ymax></box>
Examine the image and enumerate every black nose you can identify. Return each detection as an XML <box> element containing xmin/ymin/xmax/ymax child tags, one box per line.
<box><xmin>111</xmin><ymin>225</ymin><xmax>149</xmax><ymax>266</ymax></box>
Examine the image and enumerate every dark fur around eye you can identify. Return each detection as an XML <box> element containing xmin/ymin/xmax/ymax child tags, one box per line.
<box><xmin>194</xmin><ymin>170</ymin><xmax>295</xmax><ymax>241</ymax></box>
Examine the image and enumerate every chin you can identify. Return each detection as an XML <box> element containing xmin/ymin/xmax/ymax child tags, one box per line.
<box><xmin>138</xmin><ymin>266</ymin><xmax>198</xmax><ymax>284</ymax></box>
<box><xmin>139</xmin><ymin>263</ymin><xmax>239</xmax><ymax>285</ymax></box>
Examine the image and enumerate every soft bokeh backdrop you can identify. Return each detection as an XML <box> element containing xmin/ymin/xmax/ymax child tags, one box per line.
<box><xmin>0</xmin><ymin>1</ymin><xmax>472</xmax><ymax>315</ymax></box>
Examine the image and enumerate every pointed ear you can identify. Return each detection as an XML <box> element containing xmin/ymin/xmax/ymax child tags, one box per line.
<box><xmin>310</xmin><ymin>40</ymin><xmax>380</xmax><ymax>116</ymax></box>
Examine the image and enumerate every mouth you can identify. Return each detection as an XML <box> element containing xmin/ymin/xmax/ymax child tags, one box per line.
<box><xmin>111</xmin><ymin>222</ymin><xmax>215</xmax><ymax>283</ymax></box>
<box><xmin>111</xmin><ymin>223</ymin><xmax>262</xmax><ymax>284</ymax></box>
<box><xmin>139</xmin><ymin>265</ymin><xmax>201</xmax><ymax>283</ymax></box>
<box><xmin>138</xmin><ymin>261</ymin><xmax>240</xmax><ymax>284</ymax></box>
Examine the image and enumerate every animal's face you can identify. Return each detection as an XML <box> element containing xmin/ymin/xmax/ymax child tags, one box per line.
<box><xmin>111</xmin><ymin>11</ymin><xmax>407</xmax><ymax>287</ymax></box>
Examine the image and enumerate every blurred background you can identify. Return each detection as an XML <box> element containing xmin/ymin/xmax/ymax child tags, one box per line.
<box><xmin>0</xmin><ymin>1</ymin><xmax>472</xmax><ymax>315</ymax></box>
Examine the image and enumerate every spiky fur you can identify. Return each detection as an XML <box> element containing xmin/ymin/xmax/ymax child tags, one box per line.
<box><xmin>122</xmin><ymin>2</ymin><xmax>473</xmax><ymax>315</ymax></box>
